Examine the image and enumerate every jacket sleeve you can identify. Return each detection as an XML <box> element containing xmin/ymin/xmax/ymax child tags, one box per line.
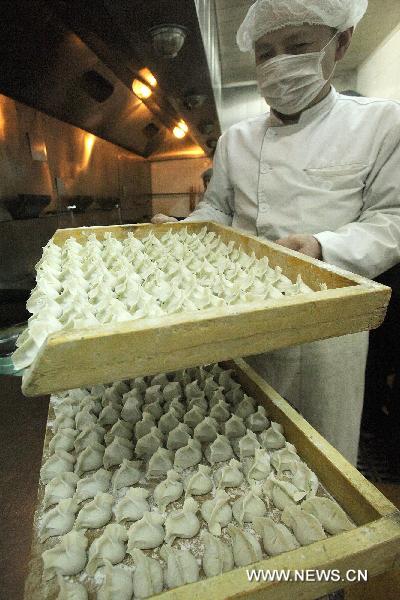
<box><xmin>185</xmin><ymin>134</ymin><xmax>234</xmax><ymax>225</ymax></box>
<box><xmin>314</xmin><ymin>110</ymin><xmax>400</xmax><ymax>279</ymax></box>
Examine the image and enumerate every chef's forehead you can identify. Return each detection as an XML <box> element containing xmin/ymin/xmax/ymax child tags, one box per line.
<box><xmin>255</xmin><ymin>24</ymin><xmax>334</xmax><ymax>49</ymax></box>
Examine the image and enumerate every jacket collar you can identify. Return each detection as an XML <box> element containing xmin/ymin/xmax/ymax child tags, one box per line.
<box><xmin>267</xmin><ymin>86</ymin><xmax>338</xmax><ymax>129</ymax></box>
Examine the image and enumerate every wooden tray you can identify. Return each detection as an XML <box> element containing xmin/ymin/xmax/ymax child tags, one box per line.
<box><xmin>21</xmin><ymin>222</ymin><xmax>391</xmax><ymax>397</ymax></box>
<box><xmin>24</xmin><ymin>359</ymin><xmax>400</xmax><ymax>600</ymax></box>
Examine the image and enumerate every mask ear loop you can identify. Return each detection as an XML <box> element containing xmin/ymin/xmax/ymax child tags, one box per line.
<box><xmin>319</xmin><ymin>31</ymin><xmax>340</xmax><ymax>81</ymax></box>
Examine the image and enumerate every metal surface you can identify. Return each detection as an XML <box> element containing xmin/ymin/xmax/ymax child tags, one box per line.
<box><xmin>0</xmin><ymin>0</ymin><xmax>221</xmax><ymax>159</ymax></box>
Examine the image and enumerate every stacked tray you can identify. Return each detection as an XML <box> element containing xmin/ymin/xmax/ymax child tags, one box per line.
<box><xmin>17</xmin><ymin>221</ymin><xmax>390</xmax><ymax>397</ymax></box>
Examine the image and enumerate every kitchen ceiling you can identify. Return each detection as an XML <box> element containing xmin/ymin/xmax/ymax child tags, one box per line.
<box><xmin>215</xmin><ymin>0</ymin><xmax>400</xmax><ymax>86</ymax></box>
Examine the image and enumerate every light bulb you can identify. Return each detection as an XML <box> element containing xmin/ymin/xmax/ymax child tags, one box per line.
<box><xmin>173</xmin><ymin>126</ymin><xmax>186</xmax><ymax>139</ymax></box>
<box><xmin>178</xmin><ymin>120</ymin><xmax>188</xmax><ymax>133</ymax></box>
<box><xmin>139</xmin><ymin>68</ymin><xmax>158</xmax><ymax>88</ymax></box>
<box><xmin>132</xmin><ymin>79</ymin><xmax>152</xmax><ymax>100</ymax></box>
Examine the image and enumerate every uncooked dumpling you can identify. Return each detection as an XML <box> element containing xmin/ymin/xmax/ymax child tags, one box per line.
<box><xmin>183</xmin><ymin>405</ymin><xmax>206</xmax><ymax>429</ymax></box>
<box><xmin>270</xmin><ymin>443</ymin><xmax>301</xmax><ymax>474</ymax></box>
<box><xmin>115</xmin><ymin>487</ymin><xmax>150</xmax><ymax>523</ymax></box>
<box><xmin>263</xmin><ymin>474</ymin><xmax>306</xmax><ymax>511</ymax></box>
<box><xmin>44</xmin><ymin>472</ymin><xmax>79</xmax><ymax>509</ymax></box>
<box><xmin>103</xmin><ymin>436</ymin><xmax>133</xmax><ymax>469</ymax></box>
<box><xmin>174</xmin><ymin>438</ymin><xmax>202</xmax><ymax>470</ymax></box>
<box><xmin>54</xmin><ymin>414</ymin><xmax>75</xmax><ymax>432</ymax></box>
<box><xmin>246</xmin><ymin>406</ymin><xmax>270</xmax><ymax>433</ymax></box>
<box><xmin>40</xmin><ymin>450</ymin><xmax>75</xmax><ymax>484</ymax></box>
<box><xmin>165</xmin><ymin>497</ymin><xmax>200</xmax><ymax>544</ymax></box>
<box><xmin>184</xmin><ymin>464</ymin><xmax>213</xmax><ymax>496</ymax></box>
<box><xmin>215</xmin><ymin>459</ymin><xmax>243</xmax><ymax>489</ymax></box>
<box><xmin>237</xmin><ymin>429</ymin><xmax>260</xmax><ymax>459</ymax></box>
<box><xmin>86</xmin><ymin>524</ymin><xmax>128</xmax><ymax>575</ymax></box>
<box><xmin>75</xmin><ymin>405</ymin><xmax>97</xmax><ymax>430</ymax></box>
<box><xmin>160</xmin><ymin>545</ymin><xmax>199</xmax><ymax>589</ymax></box>
<box><xmin>218</xmin><ymin>369</ymin><xmax>237</xmax><ymax>391</ymax></box>
<box><xmin>131</xmin><ymin>549</ymin><xmax>164</xmax><ymax>599</ymax></box>
<box><xmin>121</xmin><ymin>397</ymin><xmax>142</xmax><ymax>424</ymax></box>
<box><xmin>224</xmin><ymin>414</ymin><xmax>246</xmax><ymax>440</ymax></box>
<box><xmin>150</xmin><ymin>373</ymin><xmax>169</xmax><ymax>389</ymax></box>
<box><xmin>104</xmin><ymin>419</ymin><xmax>133</xmax><ymax>445</ymax></box>
<box><xmin>201</xmin><ymin>489</ymin><xmax>232</xmax><ymax>536</ymax></box>
<box><xmin>281</xmin><ymin>505</ymin><xmax>327</xmax><ymax>546</ymax></box>
<box><xmin>97</xmin><ymin>560</ymin><xmax>133</xmax><ymax>600</ymax></box>
<box><xmin>291</xmin><ymin>462</ymin><xmax>319</xmax><ymax>498</ymax></box>
<box><xmin>167</xmin><ymin>397</ymin><xmax>185</xmax><ymax>419</ymax></box>
<box><xmin>301</xmin><ymin>497</ymin><xmax>355</xmax><ymax>535</ymax></box>
<box><xmin>131</xmin><ymin>376</ymin><xmax>147</xmax><ymax>394</ymax></box>
<box><xmin>166</xmin><ymin>423</ymin><xmax>191</xmax><ymax>451</ymax></box>
<box><xmin>74</xmin><ymin>424</ymin><xmax>105</xmax><ymax>453</ymax></box>
<box><xmin>158</xmin><ymin>407</ymin><xmax>180</xmax><ymax>435</ymax></box>
<box><xmin>253</xmin><ymin>516</ymin><xmax>299</xmax><ymax>556</ymax></box>
<box><xmin>98</xmin><ymin>403</ymin><xmax>120</xmax><ymax>427</ymax></box>
<box><xmin>187</xmin><ymin>394</ymin><xmax>208</xmax><ymax>412</ymax></box>
<box><xmin>193</xmin><ymin>416</ymin><xmax>219</xmax><ymax>442</ymax></box>
<box><xmin>147</xmin><ymin>447</ymin><xmax>174</xmax><ymax>478</ymax></box>
<box><xmin>203</xmin><ymin>376</ymin><xmax>221</xmax><ymax>401</ymax></box>
<box><xmin>185</xmin><ymin>379</ymin><xmax>203</xmax><ymax>400</ymax></box>
<box><xmin>201</xmin><ymin>531</ymin><xmax>234</xmax><ymax>577</ymax></box>
<box><xmin>209</xmin><ymin>399</ymin><xmax>230</xmax><ymax>423</ymax></box>
<box><xmin>111</xmin><ymin>459</ymin><xmax>142</xmax><ymax>493</ymax></box>
<box><xmin>135</xmin><ymin>426</ymin><xmax>163</xmax><ymax>459</ymax></box>
<box><xmin>205</xmin><ymin>434</ymin><xmax>233</xmax><ymax>464</ymax></box>
<box><xmin>154</xmin><ymin>470</ymin><xmax>183</xmax><ymax>511</ymax></box>
<box><xmin>235</xmin><ymin>395</ymin><xmax>256</xmax><ymax>419</ymax></box>
<box><xmin>232</xmin><ymin>483</ymin><xmax>266</xmax><ymax>524</ymax></box>
<box><xmin>227</xmin><ymin>524</ymin><xmax>262</xmax><ymax>567</ymax></box>
<box><xmin>75</xmin><ymin>442</ymin><xmax>105</xmax><ymax>476</ymax></box>
<box><xmin>142</xmin><ymin>399</ymin><xmax>163</xmax><ymax>421</ymax></box>
<box><xmin>260</xmin><ymin>422</ymin><xmax>286</xmax><ymax>450</ymax></box>
<box><xmin>225</xmin><ymin>384</ymin><xmax>244</xmax><ymax>404</ymax></box>
<box><xmin>247</xmin><ymin>448</ymin><xmax>271</xmax><ymax>481</ymax></box>
<box><xmin>40</xmin><ymin>498</ymin><xmax>78</xmax><ymax>542</ymax></box>
<box><xmin>75</xmin><ymin>492</ymin><xmax>114</xmax><ymax>529</ymax></box>
<box><xmin>56</xmin><ymin>574</ymin><xmax>88</xmax><ymax>600</ymax></box>
<box><xmin>74</xmin><ymin>469</ymin><xmax>112</xmax><ymax>503</ymax></box>
<box><xmin>42</xmin><ymin>530</ymin><xmax>88</xmax><ymax>580</ymax></box>
<box><xmin>49</xmin><ymin>428</ymin><xmax>77</xmax><ymax>453</ymax></box>
<box><xmin>135</xmin><ymin>412</ymin><xmax>156</xmax><ymax>439</ymax></box>
<box><xmin>127</xmin><ymin>511</ymin><xmax>165</xmax><ymax>550</ymax></box>
<box><xmin>163</xmin><ymin>381</ymin><xmax>182</xmax><ymax>403</ymax></box>
<box><xmin>144</xmin><ymin>384</ymin><xmax>163</xmax><ymax>404</ymax></box>
<box><xmin>209</xmin><ymin>388</ymin><xmax>225</xmax><ymax>407</ymax></box>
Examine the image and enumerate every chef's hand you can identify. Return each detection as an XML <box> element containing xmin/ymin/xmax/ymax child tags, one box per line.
<box><xmin>276</xmin><ymin>234</ymin><xmax>322</xmax><ymax>260</ymax></box>
<box><xmin>151</xmin><ymin>214</ymin><xmax>178</xmax><ymax>224</ymax></box>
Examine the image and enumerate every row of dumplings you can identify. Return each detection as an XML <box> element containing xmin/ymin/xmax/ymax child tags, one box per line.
<box><xmin>13</xmin><ymin>227</ymin><xmax>324</xmax><ymax>370</ymax></box>
<box><xmin>39</xmin><ymin>364</ymin><xmax>354</xmax><ymax>599</ymax></box>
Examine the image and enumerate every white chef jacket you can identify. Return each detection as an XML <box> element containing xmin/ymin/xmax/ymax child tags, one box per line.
<box><xmin>185</xmin><ymin>87</ymin><xmax>400</xmax><ymax>465</ymax></box>
<box><xmin>186</xmin><ymin>87</ymin><xmax>400</xmax><ymax>279</ymax></box>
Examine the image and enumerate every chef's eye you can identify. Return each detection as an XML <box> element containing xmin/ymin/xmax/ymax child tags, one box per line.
<box><xmin>257</xmin><ymin>51</ymin><xmax>274</xmax><ymax>63</ymax></box>
<box><xmin>290</xmin><ymin>43</ymin><xmax>311</xmax><ymax>54</ymax></box>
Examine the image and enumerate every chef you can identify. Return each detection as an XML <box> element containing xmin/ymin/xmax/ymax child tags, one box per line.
<box><xmin>153</xmin><ymin>0</ymin><xmax>400</xmax><ymax>465</ymax></box>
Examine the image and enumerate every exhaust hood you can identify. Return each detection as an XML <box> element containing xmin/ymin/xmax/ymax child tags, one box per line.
<box><xmin>0</xmin><ymin>0</ymin><xmax>221</xmax><ymax>160</ymax></box>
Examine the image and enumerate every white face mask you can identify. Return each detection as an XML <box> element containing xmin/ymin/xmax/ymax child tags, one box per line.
<box><xmin>256</xmin><ymin>33</ymin><xmax>339</xmax><ymax>115</ymax></box>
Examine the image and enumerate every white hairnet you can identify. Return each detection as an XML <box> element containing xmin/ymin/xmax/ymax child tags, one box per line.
<box><xmin>237</xmin><ymin>0</ymin><xmax>368</xmax><ymax>52</ymax></box>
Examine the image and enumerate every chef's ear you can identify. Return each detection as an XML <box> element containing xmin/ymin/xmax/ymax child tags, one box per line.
<box><xmin>335</xmin><ymin>28</ymin><xmax>353</xmax><ymax>62</ymax></box>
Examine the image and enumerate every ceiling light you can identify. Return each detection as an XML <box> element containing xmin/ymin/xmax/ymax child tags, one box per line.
<box><xmin>178</xmin><ymin>120</ymin><xmax>188</xmax><ymax>133</ymax></box>
<box><xmin>132</xmin><ymin>79</ymin><xmax>152</xmax><ymax>100</ymax></box>
<box><xmin>149</xmin><ymin>24</ymin><xmax>188</xmax><ymax>59</ymax></box>
<box><xmin>139</xmin><ymin>68</ymin><xmax>158</xmax><ymax>88</ymax></box>
<box><xmin>173</xmin><ymin>126</ymin><xmax>186</xmax><ymax>139</ymax></box>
